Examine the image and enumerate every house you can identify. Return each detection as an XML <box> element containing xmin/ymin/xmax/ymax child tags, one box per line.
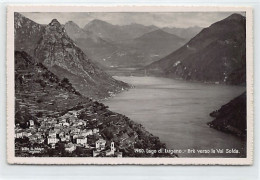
<box><xmin>15</xmin><ymin>130</ymin><xmax>24</xmax><ymax>138</ymax></box>
<box><xmin>28</xmin><ymin>134</ymin><xmax>38</xmax><ymax>142</ymax></box>
<box><xmin>72</xmin><ymin>134</ymin><xmax>79</xmax><ymax>140</ymax></box>
<box><xmin>93</xmin><ymin>128</ymin><xmax>99</xmax><ymax>134</ymax></box>
<box><xmin>76</xmin><ymin>136</ymin><xmax>87</xmax><ymax>146</ymax></box>
<box><xmin>65</xmin><ymin>134</ymin><xmax>71</xmax><ymax>141</ymax></box>
<box><xmin>60</xmin><ymin>137</ymin><xmax>66</xmax><ymax>142</ymax></box>
<box><xmin>62</xmin><ymin>122</ymin><xmax>69</xmax><ymax>127</ymax></box>
<box><xmin>81</xmin><ymin>129</ymin><xmax>93</xmax><ymax>136</ymax></box>
<box><xmin>95</xmin><ymin>139</ymin><xmax>106</xmax><ymax>151</ymax></box>
<box><xmin>77</xmin><ymin>120</ymin><xmax>86</xmax><ymax>126</ymax></box>
<box><xmin>65</xmin><ymin>143</ymin><xmax>76</xmax><ymax>152</ymax></box>
<box><xmin>24</xmin><ymin>130</ymin><xmax>31</xmax><ymax>137</ymax></box>
<box><xmin>58</xmin><ymin>131</ymin><xmax>65</xmax><ymax>138</ymax></box>
<box><xmin>47</xmin><ymin>136</ymin><xmax>59</xmax><ymax>144</ymax></box>
<box><xmin>105</xmin><ymin>142</ymin><xmax>115</xmax><ymax>156</ymax></box>
<box><xmin>34</xmin><ymin>132</ymin><xmax>43</xmax><ymax>139</ymax></box>
<box><xmin>29</xmin><ymin>120</ymin><xmax>34</xmax><ymax>128</ymax></box>
<box><xmin>71</xmin><ymin>128</ymin><xmax>80</xmax><ymax>134</ymax></box>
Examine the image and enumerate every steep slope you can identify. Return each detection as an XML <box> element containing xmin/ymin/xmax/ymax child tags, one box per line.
<box><xmin>64</xmin><ymin>21</ymin><xmax>88</xmax><ymax>40</ymax></box>
<box><xmin>15</xmin><ymin>51</ymin><xmax>89</xmax><ymax>126</ymax></box>
<box><xmin>162</xmin><ymin>26</ymin><xmax>203</xmax><ymax>41</ymax></box>
<box><xmin>15</xmin><ymin>51</ymin><xmax>174</xmax><ymax>158</ymax></box>
<box><xmin>208</xmin><ymin>92</ymin><xmax>246</xmax><ymax>137</ymax></box>
<box><xmin>14</xmin><ymin>13</ymin><xmax>129</xmax><ymax>99</ymax></box>
<box><xmin>144</xmin><ymin>14</ymin><xmax>246</xmax><ymax>85</ymax></box>
<box><xmin>65</xmin><ymin>21</ymin><xmax>118</xmax><ymax>68</ymax></box>
<box><xmin>14</xmin><ymin>12</ymin><xmax>45</xmax><ymax>58</ymax></box>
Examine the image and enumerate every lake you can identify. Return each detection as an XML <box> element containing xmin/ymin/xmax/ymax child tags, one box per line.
<box><xmin>102</xmin><ymin>76</ymin><xmax>246</xmax><ymax>157</ymax></box>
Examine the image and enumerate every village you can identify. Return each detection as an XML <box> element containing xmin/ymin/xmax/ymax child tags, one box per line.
<box><xmin>15</xmin><ymin>107</ymin><xmax>123</xmax><ymax>157</ymax></box>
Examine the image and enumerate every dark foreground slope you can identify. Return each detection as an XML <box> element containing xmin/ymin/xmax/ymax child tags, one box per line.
<box><xmin>208</xmin><ymin>92</ymin><xmax>246</xmax><ymax>137</ymax></box>
<box><xmin>15</xmin><ymin>13</ymin><xmax>129</xmax><ymax>99</ymax></box>
<box><xmin>144</xmin><ymin>14</ymin><xmax>246</xmax><ymax>85</ymax></box>
<box><xmin>15</xmin><ymin>51</ymin><xmax>175</xmax><ymax>157</ymax></box>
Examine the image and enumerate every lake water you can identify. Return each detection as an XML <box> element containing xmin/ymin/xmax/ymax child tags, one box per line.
<box><xmin>102</xmin><ymin>76</ymin><xmax>246</xmax><ymax>157</ymax></box>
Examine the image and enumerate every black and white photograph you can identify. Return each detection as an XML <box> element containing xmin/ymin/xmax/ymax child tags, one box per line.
<box><xmin>6</xmin><ymin>6</ymin><xmax>253</xmax><ymax>165</ymax></box>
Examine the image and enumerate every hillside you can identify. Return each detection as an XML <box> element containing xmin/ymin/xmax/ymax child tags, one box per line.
<box><xmin>15</xmin><ymin>51</ymin><xmax>88</xmax><ymax>127</ymax></box>
<box><xmin>144</xmin><ymin>14</ymin><xmax>246</xmax><ymax>85</ymax></box>
<box><xmin>15</xmin><ymin>51</ymin><xmax>175</xmax><ymax>157</ymax></box>
<box><xmin>14</xmin><ymin>12</ymin><xmax>45</xmax><ymax>58</ymax></box>
<box><xmin>208</xmin><ymin>92</ymin><xmax>246</xmax><ymax>137</ymax></box>
<box><xmin>15</xmin><ymin>13</ymin><xmax>129</xmax><ymax>99</ymax></box>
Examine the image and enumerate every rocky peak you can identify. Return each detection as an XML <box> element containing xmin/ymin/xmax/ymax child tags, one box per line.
<box><xmin>49</xmin><ymin>19</ymin><xmax>61</xmax><ymax>27</ymax></box>
<box><xmin>225</xmin><ymin>13</ymin><xmax>245</xmax><ymax>21</ymax></box>
<box><xmin>14</xmin><ymin>12</ymin><xmax>45</xmax><ymax>57</ymax></box>
<box><xmin>34</xmin><ymin>18</ymin><xmax>129</xmax><ymax>98</ymax></box>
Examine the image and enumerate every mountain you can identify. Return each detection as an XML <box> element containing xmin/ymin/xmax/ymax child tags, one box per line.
<box><xmin>64</xmin><ymin>20</ymin><xmax>118</xmax><ymax>68</ymax></box>
<box><xmin>83</xmin><ymin>19</ymin><xmax>158</xmax><ymax>43</ymax></box>
<box><xmin>66</xmin><ymin>21</ymin><xmax>185</xmax><ymax>68</ymax></box>
<box><xmin>14</xmin><ymin>12</ymin><xmax>45</xmax><ymax>57</ymax></box>
<box><xmin>15</xmin><ymin>51</ymin><xmax>89</xmax><ymax>126</ymax></box>
<box><xmin>208</xmin><ymin>92</ymin><xmax>246</xmax><ymax>137</ymax></box>
<box><xmin>144</xmin><ymin>14</ymin><xmax>246</xmax><ymax>85</ymax></box>
<box><xmin>15</xmin><ymin>13</ymin><xmax>129</xmax><ymax>99</ymax></box>
<box><xmin>15</xmin><ymin>51</ymin><xmax>175</xmax><ymax>158</ymax></box>
<box><xmin>162</xmin><ymin>26</ymin><xmax>203</xmax><ymax>41</ymax></box>
<box><xmin>128</xmin><ymin>29</ymin><xmax>186</xmax><ymax>60</ymax></box>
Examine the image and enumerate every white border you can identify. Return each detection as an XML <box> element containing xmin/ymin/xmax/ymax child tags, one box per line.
<box><xmin>6</xmin><ymin>5</ymin><xmax>254</xmax><ymax>165</ymax></box>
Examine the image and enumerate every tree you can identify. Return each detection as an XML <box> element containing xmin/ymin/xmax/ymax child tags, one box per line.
<box><xmin>61</xmin><ymin>78</ymin><xmax>70</xmax><ymax>84</ymax></box>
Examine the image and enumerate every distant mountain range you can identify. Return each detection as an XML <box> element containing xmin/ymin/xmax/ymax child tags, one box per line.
<box><xmin>162</xmin><ymin>26</ymin><xmax>203</xmax><ymax>40</ymax></box>
<box><xmin>83</xmin><ymin>19</ymin><xmax>159</xmax><ymax>43</ymax></box>
<box><xmin>143</xmin><ymin>13</ymin><xmax>246</xmax><ymax>85</ymax></box>
<box><xmin>15</xmin><ymin>13</ymin><xmax>129</xmax><ymax>99</ymax></box>
<box><xmin>65</xmin><ymin>19</ymin><xmax>201</xmax><ymax>68</ymax></box>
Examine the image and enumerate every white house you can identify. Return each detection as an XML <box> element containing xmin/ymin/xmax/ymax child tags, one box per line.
<box><xmin>106</xmin><ymin>142</ymin><xmax>116</xmax><ymax>156</ymax></box>
<box><xmin>60</xmin><ymin>137</ymin><xmax>66</xmax><ymax>142</ymax></box>
<box><xmin>78</xmin><ymin>120</ymin><xmax>86</xmax><ymax>126</ymax></box>
<box><xmin>81</xmin><ymin>129</ymin><xmax>93</xmax><ymax>137</ymax></box>
<box><xmin>62</xmin><ymin>122</ymin><xmax>69</xmax><ymax>127</ymax></box>
<box><xmin>95</xmin><ymin>139</ymin><xmax>106</xmax><ymax>151</ymax></box>
<box><xmin>47</xmin><ymin>136</ymin><xmax>59</xmax><ymax>144</ymax></box>
<box><xmin>76</xmin><ymin>137</ymin><xmax>87</xmax><ymax>146</ymax></box>
<box><xmin>93</xmin><ymin>128</ymin><xmax>99</xmax><ymax>134</ymax></box>
<box><xmin>15</xmin><ymin>130</ymin><xmax>24</xmax><ymax>138</ymax></box>
<box><xmin>29</xmin><ymin>120</ymin><xmax>34</xmax><ymax>128</ymax></box>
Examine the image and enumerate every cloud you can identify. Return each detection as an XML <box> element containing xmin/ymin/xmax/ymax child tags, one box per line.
<box><xmin>20</xmin><ymin>12</ymin><xmax>245</xmax><ymax>28</ymax></box>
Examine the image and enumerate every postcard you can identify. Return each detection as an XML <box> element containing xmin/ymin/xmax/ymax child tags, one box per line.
<box><xmin>6</xmin><ymin>5</ymin><xmax>253</xmax><ymax>165</ymax></box>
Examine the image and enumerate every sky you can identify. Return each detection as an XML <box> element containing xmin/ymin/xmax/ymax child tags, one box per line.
<box><xmin>20</xmin><ymin>12</ymin><xmax>245</xmax><ymax>28</ymax></box>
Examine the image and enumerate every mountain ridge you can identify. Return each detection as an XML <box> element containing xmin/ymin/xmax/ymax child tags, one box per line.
<box><xmin>143</xmin><ymin>13</ymin><xmax>246</xmax><ymax>85</ymax></box>
<box><xmin>15</xmin><ymin>13</ymin><xmax>129</xmax><ymax>99</ymax></box>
